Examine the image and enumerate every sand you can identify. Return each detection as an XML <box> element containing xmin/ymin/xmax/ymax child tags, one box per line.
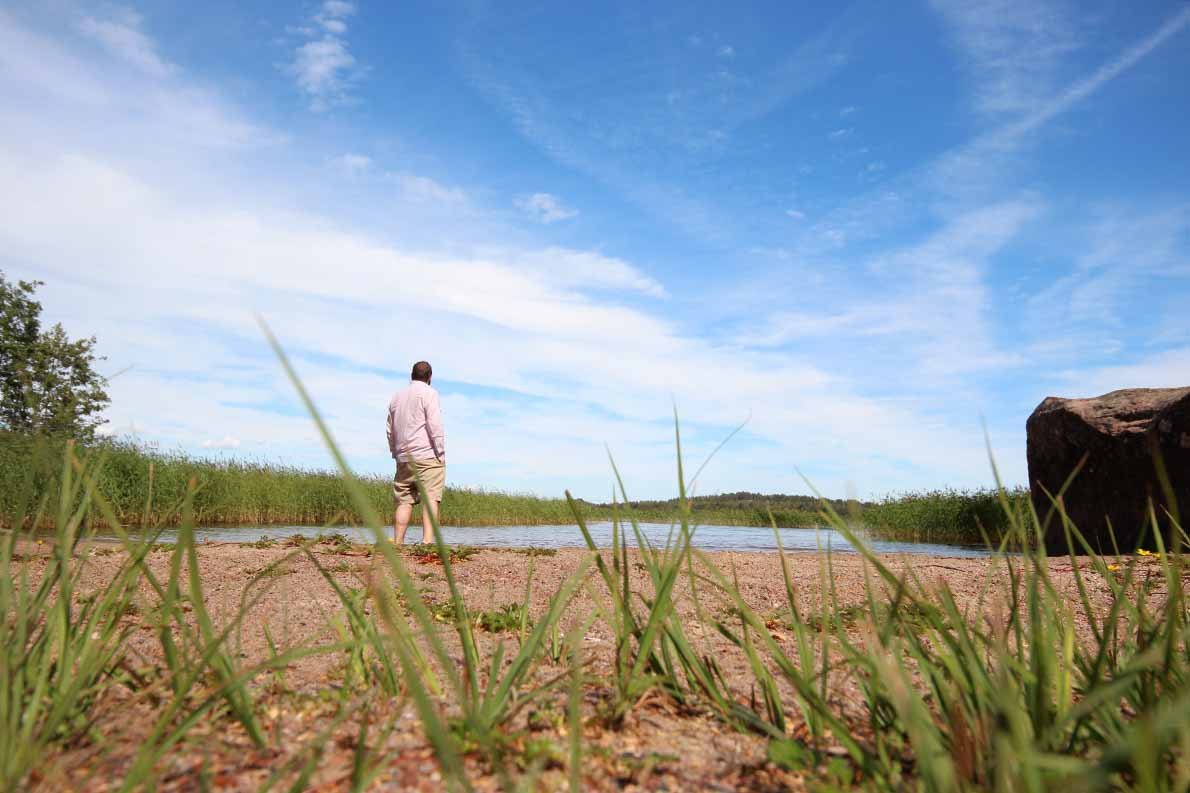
<box><xmin>17</xmin><ymin>539</ymin><xmax>1124</xmax><ymax>791</ymax></box>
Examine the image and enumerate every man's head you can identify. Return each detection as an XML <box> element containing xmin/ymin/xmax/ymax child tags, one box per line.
<box><xmin>411</xmin><ymin>360</ymin><xmax>433</xmax><ymax>384</ymax></box>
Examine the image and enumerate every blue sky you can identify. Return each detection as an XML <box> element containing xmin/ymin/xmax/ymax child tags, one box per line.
<box><xmin>1</xmin><ymin>1</ymin><xmax>1188</xmax><ymax>501</ymax></box>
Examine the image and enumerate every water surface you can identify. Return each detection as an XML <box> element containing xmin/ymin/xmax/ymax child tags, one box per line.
<box><xmin>106</xmin><ymin>521</ymin><xmax>992</xmax><ymax>557</ymax></box>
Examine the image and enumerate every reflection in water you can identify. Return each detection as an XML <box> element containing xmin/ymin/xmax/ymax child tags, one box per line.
<box><xmin>100</xmin><ymin>521</ymin><xmax>993</xmax><ymax>557</ymax></box>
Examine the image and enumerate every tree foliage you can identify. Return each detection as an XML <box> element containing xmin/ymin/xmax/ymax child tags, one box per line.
<box><xmin>0</xmin><ymin>272</ymin><xmax>109</xmax><ymax>440</ymax></box>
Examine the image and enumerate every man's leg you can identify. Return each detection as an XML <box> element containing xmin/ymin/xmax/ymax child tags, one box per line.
<box><xmin>394</xmin><ymin>503</ymin><xmax>413</xmax><ymax>545</ymax></box>
<box><xmin>420</xmin><ymin>500</ymin><xmax>439</xmax><ymax>545</ymax></box>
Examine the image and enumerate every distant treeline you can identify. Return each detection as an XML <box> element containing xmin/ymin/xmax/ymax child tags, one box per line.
<box><xmin>606</xmin><ymin>491</ymin><xmax>863</xmax><ymax>529</ymax></box>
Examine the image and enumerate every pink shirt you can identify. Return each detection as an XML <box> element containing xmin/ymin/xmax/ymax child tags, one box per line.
<box><xmin>386</xmin><ymin>380</ymin><xmax>445</xmax><ymax>462</ymax></box>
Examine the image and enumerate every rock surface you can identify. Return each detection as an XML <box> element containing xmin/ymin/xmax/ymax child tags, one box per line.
<box><xmin>1026</xmin><ymin>387</ymin><xmax>1190</xmax><ymax>554</ymax></box>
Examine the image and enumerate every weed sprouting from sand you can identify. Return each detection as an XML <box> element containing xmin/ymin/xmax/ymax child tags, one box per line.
<box><xmin>474</xmin><ymin>603</ymin><xmax>531</xmax><ymax>634</ymax></box>
<box><xmin>512</xmin><ymin>546</ymin><xmax>557</xmax><ymax>557</ymax></box>
<box><xmin>405</xmin><ymin>544</ymin><xmax>481</xmax><ymax>564</ymax></box>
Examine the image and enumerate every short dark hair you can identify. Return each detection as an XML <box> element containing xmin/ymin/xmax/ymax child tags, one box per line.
<box><xmin>411</xmin><ymin>361</ymin><xmax>432</xmax><ymax>382</ymax></box>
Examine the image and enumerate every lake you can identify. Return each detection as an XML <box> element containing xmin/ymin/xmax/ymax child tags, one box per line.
<box><xmin>107</xmin><ymin>521</ymin><xmax>993</xmax><ymax>557</ymax></box>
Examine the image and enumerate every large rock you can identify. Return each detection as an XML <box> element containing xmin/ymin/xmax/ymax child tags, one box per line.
<box><xmin>1026</xmin><ymin>387</ymin><xmax>1190</xmax><ymax>554</ymax></box>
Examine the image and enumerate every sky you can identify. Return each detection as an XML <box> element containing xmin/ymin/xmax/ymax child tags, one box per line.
<box><xmin>1</xmin><ymin>1</ymin><xmax>1188</xmax><ymax>502</ymax></box>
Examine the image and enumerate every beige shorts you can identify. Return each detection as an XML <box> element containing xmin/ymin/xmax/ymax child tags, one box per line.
<box><xmin>393</xmin><ymin>458</ymin><xmax>445</xmax><ymax>506</ymax></box>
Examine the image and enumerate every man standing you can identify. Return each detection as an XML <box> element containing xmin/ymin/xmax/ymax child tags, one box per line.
<box><xmin>386</xmin><ymin>361</ymin><xmax>446</xmax><ymax>545</ymax></box>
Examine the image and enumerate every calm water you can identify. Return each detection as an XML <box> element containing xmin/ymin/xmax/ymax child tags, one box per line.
<box><xmin>104</xmin><ymin>521</ymin><xmax>992</xmax><ymax>557</ymax></box>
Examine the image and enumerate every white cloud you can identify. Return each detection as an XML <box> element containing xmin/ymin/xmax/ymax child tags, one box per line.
<box><xmin>1054</xmin><ymin>348</ymin><xmax>1190</xmax><ymax>396</ymax></box>
<box><xmin>929</xmin><ymin>0</ymin><xmax>1082</xmax><ymax>117</ymax></box>
<box><xmin>77</xmin><ymin>7</ymin><xmax>174</xmax><ymax>79</ymax></box>
<box><xmin>458</xmin><ymin>12</ymin><xmax>857</xmax><ymax>241</ymax></box>
<box><xmin>751</xmin><ymin>201</ymin><xmax>1038</xmax><ymax>382</ymax></box>
<box><xmin>330</xmin><ymin>153</ymin><xmax>372</xmax><ymax>177</ymax></box>
<box><xmin>289</xmin><ymin>1</ymin><xmax>360</xmax><ymax>111</ymax></box>
<box><xmin>785</xmin><ymin>209</ymin><xmax>806</xmax><ymax>221</ymax></box>
<box><xmin>737</xmin><ymin>311</ymin><xmax>863</xmax><ymax>346</ymax></box>
<box><xmin>202</xmin><ymin>436</ymin><xmax>242</xmax><ymax>449</ymax></box>
<box><xmin>518</xmin><ymin>247</ymin><xmax>667</xmax><ymax>298</ymax></box>
<box><xmin>717</xmin><ymin>45</ymin><xmax>735</xmax><ymax>57</ymax></box>
<box><xmin>515</xmin><ymin>192</ymin><xmax>579</xmax><ymax>223</ymax></box>
<box><xmin>392</xmin><ymin>173</ymin><xmax>468</xmax><ymax>204</ymax></box>
<box><xmin>1027</xmin><ymin>204</ymin><xmax>1190</xmax><ymax>331</ymax></box>
<box><xmin>990</xmin><ymin>6</ymin><xmax>1190</xmax><ymax>144</ymax></box>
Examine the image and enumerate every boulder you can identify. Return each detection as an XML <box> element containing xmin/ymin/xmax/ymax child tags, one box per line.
<box><xmin>1026</xmin><ymin>387</ymin><xmax>1190</xmax><ymax>554</ymax></box>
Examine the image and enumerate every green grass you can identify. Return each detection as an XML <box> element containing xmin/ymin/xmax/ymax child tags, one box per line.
<box><xmin>862</xmin><ymin>487</ymin><xmax>1032</xmax><ymax>545</ymax></box>
<box><xmin>0</xmin><ymin>432</ymin><xmax>832</xmax><ymax>530</ymax></box>
<box><xmin>3</xmin><ymin>331</ymin><xmax>1188</xmax><ymax>790</ymax></box>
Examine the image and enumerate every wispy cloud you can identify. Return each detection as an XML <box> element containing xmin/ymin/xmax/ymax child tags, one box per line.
<box><xmin>740</xmin><ymin>200</ymin><xmax>1039</xmax><ymax>391</ymax></box>
<box><xmin>457</xmin><ymin>6</ymin><xmax>862</xmax><ymax>240</ymax></box>
<box><xmin>77</xmin><ymin>6</ymin><xmax>174</xmax><ymax>78</ymax></box>
<box><xmin>289</xmin><ymin>1</ymin><xmax>361</xmax><ymax>111</ymax></box>
<box><xmin>796</xmin><ymin>6</ymin><xmax>1190</xmax><ymax>255</ymax></box>
<box><xmin>990</xmin><ymin>5</ymin><xmax>1190</xmax><ymax>143</ymax></box>
<box><xmin>2</xmin><ymin>9</ymin><xmax>273</xmax><ymax>148</ymax></box>
<box><xmin>929</xmin><ymin>0</ymin><xmax>1082</xmax><ymax>118</ymax></box>
<box><xmin>202</xmin><ymin>435</ymin><xmax>241</xmax><ymax>449</ymax></box>
<box><xmin>330</xmin><ymin>152</ymin><xmax>372</xmax><ymax>177</ymax></box>
<box><xmin>515</xmin><ymin>192</ymin><xmax>578</xmax><ymax>223</ymax></box>
<box><xmin>1054</xmin><ymin>347</ymin><xmax>1190</xmax><ymax>396</ymax></box>
<box><xmin>518</xmin><ymin>247</ymin><xmax>667</xmax><ymax>298</ymax></box>
<box><xmin>1028</xmin><ymin>204</ymin><xmax>1190</xmax><ymax>330</ymax></box>
<box><xmin>391</xmin><ymin>173</ymin><xmax>468</xmax><ymax>204</ymax></box>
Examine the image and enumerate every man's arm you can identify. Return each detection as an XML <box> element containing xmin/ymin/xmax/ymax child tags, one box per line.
<box><xmin>385</xmin><ymin>400</ymin><xmax>398</xmax><ymax>459</ymax></box>
<box><xmin>425</xmin><ymin>390</ymin><xmax>445</xmax><ymax>461</ymax></box>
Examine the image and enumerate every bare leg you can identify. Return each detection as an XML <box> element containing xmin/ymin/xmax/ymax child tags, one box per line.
<box><xmin>420</xmin><ymin>500</ymin><xmax>440</xmax><ymax>545</ymax></box>
<box><xmin>394</xmin><ymin>503</ymin><xmax>413</xmax><ymax>545</ymax></box>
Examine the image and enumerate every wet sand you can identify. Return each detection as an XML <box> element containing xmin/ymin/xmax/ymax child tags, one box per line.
<box><xmin>21</xmin><ymin>541</ymin><xmax>1123</xmax><ymax>791</ymax></box>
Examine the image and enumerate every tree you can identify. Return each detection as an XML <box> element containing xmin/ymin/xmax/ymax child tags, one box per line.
<box><xmin>0</xmin><ymin>272</ymin><xmax>109</xmax><ymax>440</ymax></box>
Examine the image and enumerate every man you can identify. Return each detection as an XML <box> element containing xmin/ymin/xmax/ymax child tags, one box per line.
<box><xmin>386</xmin><ymin>360</ymin><xmax>446</xmax><ymax>545</ymax></box>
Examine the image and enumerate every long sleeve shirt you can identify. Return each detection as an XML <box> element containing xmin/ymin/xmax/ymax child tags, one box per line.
<box><xmin>386</xmin><ymin>380</ymin><xmax>445</xmax><ymax>462</ymax></box>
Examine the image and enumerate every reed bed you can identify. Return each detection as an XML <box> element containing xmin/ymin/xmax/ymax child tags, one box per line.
<box><xmin>862</xmin><ymin>487</ymin><xmax>1032</xmax><ymax>545</ymax></box>
<box><xmin>0</xmin><ymin>433</ymin><xmax>590</xmax><ymax>529</ymax></box>
<box><xmin>3</xmin><ymin>339</ymin><xmax>1188</xmax><ymax>790</ymax></box>
<box><xmin>0</xmin><ymin>432</ymin><xmax>825</xmax><ymax>530</ymax></box>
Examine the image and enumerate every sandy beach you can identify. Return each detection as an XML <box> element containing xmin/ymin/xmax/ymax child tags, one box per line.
<box><xmin>20</xmin><ymin>539</ymin><xmax>1124</xmax><ymax>791</ymax></box>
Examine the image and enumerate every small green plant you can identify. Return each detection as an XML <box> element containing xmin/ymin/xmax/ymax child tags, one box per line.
<box><xmin>405</xmin><ymin>544</ymin><xmax>481</xmax><ymax>564</ymax></box>
<box><xmin>315</xmin><ymin>532</ymin><xmax>353</xmax><ymax>552</ymax></box>
<box><xmin>245</xmin><ymin>535</ymin><xmax>277</xmax><ymax>549</ymax></box>
<box><xmin>475</xmin><ymin>603</ymin><xmax>531</xmax><ymax>634</ymax></box>
<box><xmin>513</xmin><ymin>546</ymin><xmax>557</xmax><ymax>557</ymax></box>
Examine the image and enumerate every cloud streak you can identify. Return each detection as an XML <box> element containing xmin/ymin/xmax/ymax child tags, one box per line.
<box><xmin>289</xmin><ymin>1</ymin><xmax>361</xmax><ymax>111</ymax></box>
<box><xmin>515</xmin><ymin>193</ymin><xmax>578</xmax><ymax>223</ymax></box>
<box><xmin>77</xmin><ymin>6</ymin><xmax>174</xmax><ymax>78</ymax></box>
